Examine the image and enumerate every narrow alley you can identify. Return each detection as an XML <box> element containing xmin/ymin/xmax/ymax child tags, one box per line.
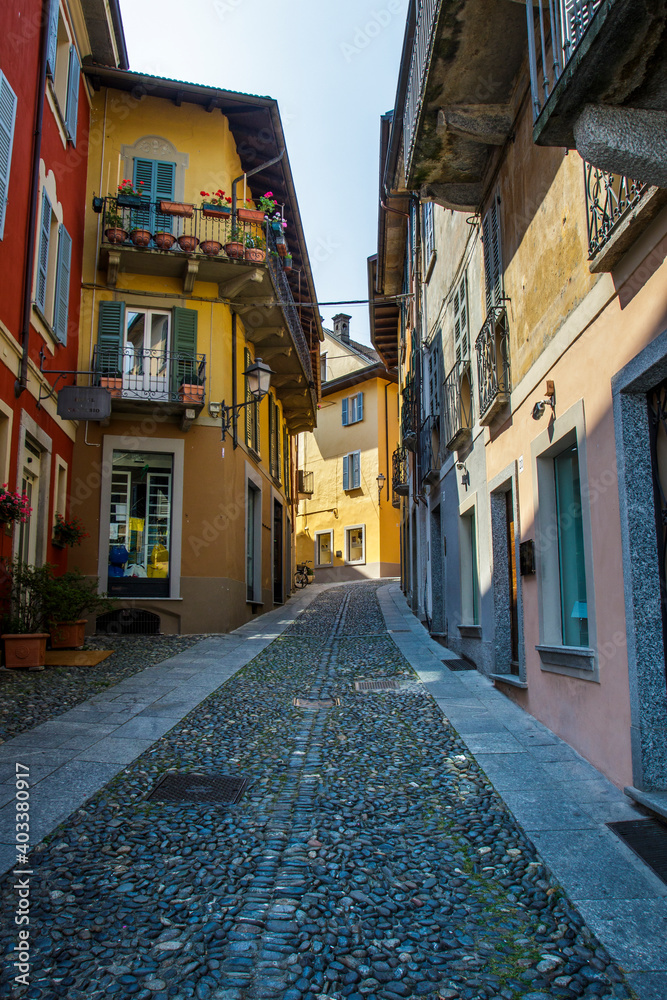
<box><xmin>0</xmin><ymin>583</ymin><xmax>654</xmax><ymax>1000</ymax></box>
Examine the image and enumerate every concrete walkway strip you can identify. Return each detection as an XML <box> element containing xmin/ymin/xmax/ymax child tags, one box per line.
<box><xmin>377</xmin><ymin>582</ymin><xmax>667</xmax><ymax>1000</ymax></box>
<box><xmin>0</xmin><ymin>583</ymin><xmax>331</xmax><ymax>878</ymax></box>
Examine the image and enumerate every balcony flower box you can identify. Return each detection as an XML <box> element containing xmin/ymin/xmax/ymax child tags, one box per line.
<box><xmin>117</xmin><ymin>194</ymin><xmax>144</xmax><ymax>208</ymax></box>
<box><xmin>238</xmin><ymin>207</ymin><xmax>264</xmax><ymax>222</ymax></box>
<box><xmin>180</xmin><ymin>383</ymin><xmax>204</xmax><ymax>405</ymax></box>
<box><xmin>202</xmin><ymin>203</ymin><xmax>232</xmax><ymax>219</ymax></box>
<box><xmin>159</xmin><ymin>200</ymin><xmax>194</xmax><ymax>218</ymax></box>
<box><xmin>100</xmin><ymin>376</ymin><xmax>123</xmax><ymax>397</ymax></box>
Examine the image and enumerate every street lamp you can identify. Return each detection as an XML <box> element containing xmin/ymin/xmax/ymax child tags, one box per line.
<box><xmin>219</xmin><ymin>358</ymin><xmax>274</xmax><ymax>440</ymax></box>
<box><xmin>376</xmin><ymin>472</ymin><xmax>386</xmax><ymax>505</ymax></box>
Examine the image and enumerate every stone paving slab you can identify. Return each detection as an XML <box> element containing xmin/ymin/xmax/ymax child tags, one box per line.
<box><xmin>378</xmin><ymin>582</ymin><xmax>667</xmax><ymax>997</ymax></box>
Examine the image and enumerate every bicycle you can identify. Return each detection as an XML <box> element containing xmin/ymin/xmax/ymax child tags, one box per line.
<box><xmin>294</xmin><ymin>560</ymin><xmax>313</xmax><ymax>589</ymax></box>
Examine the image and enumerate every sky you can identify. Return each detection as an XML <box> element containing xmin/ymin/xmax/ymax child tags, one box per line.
<box><xmin>118</xmin><ymin>0</ymin><xmax>409</xmax><ymax>346</ymax></box>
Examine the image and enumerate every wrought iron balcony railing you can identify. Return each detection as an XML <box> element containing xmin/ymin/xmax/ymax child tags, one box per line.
<box><xmin>401</xmin><ymin>377</ymin><xmax>418</xmax><ymax>450</ymax></box>
<box><xmin>418</xmin><ymin>414</ymin><xmax>442</xmax><ymax>488</ymax></box>
<box><xmin>527</xmin><ymin>0</ymin><xmax>603</xmax><ymax>120</ymax></box>
<box><xmin>403</xmin><ymin>0</ymin><xmax>443</xmax><ymax>178</ymax></box>
<box><xmin>392</xmin><ymin>446</ymin><xmax>409</xmax><ymax>505</ymax></box>
<box><xmin>265</xmin><ymin>226</ymin><xmax>315</xmax><ymax>401</ymax></box>
<box><xmin>443</xmin><ymin>361</ymin><xmax>473</xmax><ymax>452</ymax></box>
<box><xmin>475</xmin><ymin>306</ymin><xmax>511</xmax><ymax>425</ymax></box>
<box><xmin>584</xmin><ymin>163</ymin><xmax>648</xmax><ymax>257</ymax></box>
<box><xmin>93</xmin><ymin>345</ymin><xmax>206</xmax><ymax>405</ymax></box>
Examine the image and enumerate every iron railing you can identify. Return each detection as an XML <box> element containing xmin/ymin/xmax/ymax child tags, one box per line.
<box><xmin>443</xmin><ymin>361</ymin><xmax>473</xmax><ymax>451</ymax></box>
<box><xmin>418</xmin><ymin>414</ymin><xmax>441</xmax><ymax>487</ymax></box>
<box><xmin>527</xmin><ymin>0</ymin><xmax>604</xmax><ymax>120</ymax></box>
<box><xmin>403</xmin><ymin>0</ymin><xmax>443</xmax><ymax>178</ymax></box>
<box><xmin>584</xmin><ymin>162</ymin><xmax>648</xmax><ymax>257</ymax></box>
<box><xmin>92</xmin><ymin>345</ymin><xmax>206</xmax><ymax>404</ymax></box>
<box><xmin>265</xmin><ymin>226</ymin><xmax>315</xmax><ymax>397</ymax></box>
<box><xmin>401</xmin><ymin>376</ymin><xmax>418</xmax><ymax>449</ymax></box>
<box><xmin>392</xmin><ymin>446</ymin><xmax>409</xmax><ymax>505</ymax></box>
<box><xmin>475</xmin><ymin>306</ymin><xmax>511</xmax><ymax>423</ymax></box>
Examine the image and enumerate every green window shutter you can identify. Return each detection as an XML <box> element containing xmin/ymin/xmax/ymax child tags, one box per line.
<box><xmin>155</xmin><ymin>161</ymin><xmax>176</xmax><ymax>233</ymax></box>
<box><xmin>342</xmin><ymin>397</ymin><xmax>349</xmax><ymax>426</ymax></box>
<box><xmin>171</xmin><ymin>306</ymin><xmax>198</xmax><ymax>392</ymax></box>
<box><xmin>64</xmin><ymin>45</ymin><xmax>80</xmax><ymax>145</ymax></box>
<box><xmin>343</xmin><ymin>454</ymin><xmax>349</xmax><ymax>491</ymax></box>
<box><xmin>97</xmin><ymin>300</ymin><xmax>125</xmax><ymax>375</ymax></box>
<box><xmin>132</xmin><ymin>158</ymin><xmax>176</xmax><ymax>232</ymax></box>
<box><xmin>36</xmin><ymin>191</ymin><xmax>52</xmax><ymax>312</ymax></box>
<box><xmin>0</xmin><ymin>72</ymin><xmax>17</xmax><ymax>240</ymax></box>
<box><xmin>46</xmin><ymin>0</ymin><xmax>59</xmax><ymax>77</ymax></box>
<box><xmin>53</xmin><ymin>224</ymin><xmax>71</xmax><ymax>343</ymax></box>
<box><xmin>132</xmin><ymin>158</ymin><xmax>154</xmax><ymax>229</ymax></box>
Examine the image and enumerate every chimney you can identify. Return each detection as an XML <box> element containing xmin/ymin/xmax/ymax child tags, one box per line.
<box><xmin>333</xmin><ymin>313</ymin><xmax>351</xmax><ymax>343</ymax></box>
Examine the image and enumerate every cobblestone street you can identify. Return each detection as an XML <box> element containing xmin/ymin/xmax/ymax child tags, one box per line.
<box><xmin>0</xmin><ymin>584</ymin><xmax>642</xmax><ymax>1000</ymax></box>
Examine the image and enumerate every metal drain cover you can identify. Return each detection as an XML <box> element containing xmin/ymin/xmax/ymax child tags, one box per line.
<box><xmin>294</xmin><ymin>698</ymin><xmax>338</xmax><ymax>709</ymax></box>
<box><xmin>607</xmin><ymin>818</ymin><xmax>667</xmax><ymax>884</ymax></box>
<box><xmin>443</xmin><ymin>659</ymin><xmax>476</xmax><ymax>671</ymax></box>
<box><xmin>355</xmin><ymin>678</ymin><xmax>401</xmax><ymax>692</ymax></box>
<box><xmin>147</xmin><ymin>772</ymin><xmax>249</xmax><ymax>805</ymax></box>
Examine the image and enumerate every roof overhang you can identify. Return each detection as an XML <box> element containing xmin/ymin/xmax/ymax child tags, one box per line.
<box><xmin>322</xmin><ymin>362</ymin><xmax>397</xmax><ymax>397</ymax></box>
<box><xmin>80</xmin><ymin>0</ymin><xmax>129</xmax><ymax>69</ymax></box>
<box><xmin>368</xmin><ymin>255</ymin><xmax>399</xmax><ymax>371</ymax></box>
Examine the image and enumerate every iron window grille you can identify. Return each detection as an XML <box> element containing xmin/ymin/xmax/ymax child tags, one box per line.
<box><xmin>392</xmin><ymin>446</ymin><xmax>409</xmax><ymax>505</ymax></box>
<box><xmin>475</xmin><ymin>305</ymin><xmax>511</xmax><ymax>425</ymax></box>
<box><xmin>443</xmin><ymin>360</ymin><xmax>474</xmax><ymax>451</ymax></box>
<box><xmin>584</xmin><ymin>162</ymin><xmax>648</xmax><ymax>258</ymax></box>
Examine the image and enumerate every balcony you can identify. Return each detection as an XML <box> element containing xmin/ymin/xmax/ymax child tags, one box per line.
<box><xmin>297</xmin><ymin>470</ymin><xmax>314</xmax><ymax>497</ymax></box>
<box><xmin>401</xmin><ymin>377</ymin><xmax>418</xmax><ymax>450</ymax></box>
<box><xmin>418</xmin><ymin>414</ymin><xmax>442</xmax><ymax>488</ymax></box>
<box><xmin>475</xmin><ymin>306</ymin><xmax>510</xmax><ymax>426</ymax></box>
<box><xmin>442</xmin><ymin>361</ymin><xmax>473</xmax><ymax>452</ymax></box>
<box><xmin>527</xmin><ymin>0</ymin><xmax>667</xmax><ymax>186</ymax></box>
<box><xmin>97</xmin><ymin>198</ymin><xmax>316</xmax><ymax>431</ymax></box>
<box><xmin>93</xmin><ymin>345</ymin><xmax>206</xmax><ymax>416</ymax></box>
<box><xmin>392</xmin><ymin>446</ymin><xmax>409</xmax><ymax>506</ymax></box>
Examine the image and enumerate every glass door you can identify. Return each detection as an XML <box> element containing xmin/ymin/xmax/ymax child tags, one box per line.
<box><xmin>123</xmin><ymin>309</ymin><xmax>170</xmax><ymax>399</ymax></box>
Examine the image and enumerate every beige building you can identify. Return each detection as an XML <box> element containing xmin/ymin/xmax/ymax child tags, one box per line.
<box><xmin>296</xmin><ymin>315</ymin><xmax>400</xmax><ymax>582</ymax></box>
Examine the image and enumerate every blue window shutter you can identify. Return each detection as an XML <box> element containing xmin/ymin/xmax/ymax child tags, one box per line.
<box><xmin>343</xmin><ymin>454</ymin><xmax>349</xmax><ymax>491</ymax></box>
<box><xmin>0</xmin><ymin>72</ymin><xmax>17</xmax><ymax>240</ymax></box>
<box><xmin>97</xmin><ymin>300</ymin><xmax>125</xmax><ymax>375</ymax></box>
<box><xmin>54</xmin><ymin>224</ymin><xmax>71</xmax><ymax>343</ymax></box>
<box><xmin>64</xmin><ymin>45</ymin><xmax>80</xmax><ymax>145</ymax></box>
<box><xmin>357</xmin><ymin>392</ymin><xmax>364</xmax><ymax>422</ymax></box>
<box><xmin>342</xmin><ymin>397</ymin><xmax>349</xmax><ymax>426</ymax></box>
<box><xmin>352</xmin><ymin>451</ymin><xmax>361</xmax><ymax>489</ymax></box>
<box><xmin>36</xmin><ymin>191</ymin><xmax>52</xmax><ymax>312</ymax></box>
<box><xmin>46</xmin><ymin>0</ymin><xmax>59</xmax><ymax>78</ymax></box>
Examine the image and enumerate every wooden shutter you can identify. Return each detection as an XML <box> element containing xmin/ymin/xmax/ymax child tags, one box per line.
<box><xmin>154</xmin><ymin>161</ymin><xmax>176</xmax><ymax>232</ymax></box>
<box><xmin>352</xmin><ymin>451</ymin><xmax>361</xmax><ymax>489</ymax></box>
<box><xmin>482</xmin><ymin>198</ymin><xmax>502</xmax><ymax>312</ymax></box>
<box><xmin>36</xmin><ymin>191</ymin><xmax>52</xmax><ymax>312</ymax></box>
<box><xmin>46</xmin><ymin>0</ymin><xmax>59</xmax><ymax>78</ymax></box>
<box><xmin>453</xmin><ymin>273</ymin><xmax>469</xmax><ymax>363</ymax></box>
<box><xmin>342</xmin><ymin>397</ymin><xmax>349</xmax><ymax>426</ymax></box>
<box><xmin>357</xmin><ymin>392</ymin><xmax>364</xmax><ymax>422</ymax></box>
<box><xmin>97</xmin><ymin>300</ymin><xmax>125</xmax><ymax>375</ymax></box>
<box><xmin>0</xmin><ymin>73</ymin><xmax>17</xmax><ymax>240</ymax></box>
<box><xmin>343</xmin><ymin>454</ymin><xmax>349</xmax><ymax>491</ymax></box>
<box><xmin>54</xmin><ymin>224</ymin><xmax>71</xmax><ymax>343</ymax></box>
<box><xmin>171</xmin><ymin>306</ymin><xmax>198</xmax><ymax>392</ymax></box>
<box><xmin>64</xmin><ymin>45</ymin><xmax>80</xmax><ymax>145</ymax></box>
<box><xmin>132</xmin><ymin>158</ymin><xmax>155</xmax><ymax>229</ymax></box>
<box><xmin>133</xmin><ymin>158</ymin><xmax>176</xmax><ymax>232</ymax></box>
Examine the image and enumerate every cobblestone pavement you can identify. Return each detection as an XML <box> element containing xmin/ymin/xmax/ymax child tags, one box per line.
<box><xmin>0</xmin><ymin>584</ymin><xmax>635</xmax><ymax>1000</ymax></box>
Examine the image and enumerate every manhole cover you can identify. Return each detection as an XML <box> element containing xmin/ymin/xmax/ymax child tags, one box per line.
<box><xmin>294</xmin><ymin>698</ymin><xmax>338</xmax><ymax>709</ymax></box>
<box><xmin>444</xmin><ymin>659</ymin><xmax>476</xmax><ymax>671</ymax></box>
<box><xmin>355</xmin><ymin>678</ymin><xmax>401</xmax><ymax>692</ymax></box>
<box><xmin>607</xmin><ymin>818</ymin><xmax>667</xmax><ymax>884</ymax></box>
<box><xmin>147</xmin><ymin>772</ymin><xmax>250</xmax><ymax>805</ymax></box>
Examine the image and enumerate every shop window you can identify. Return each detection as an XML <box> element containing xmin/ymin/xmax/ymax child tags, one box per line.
<box><xmin>315</xmin><ymin>530</ymin><xmax>333</xmax><ymax>567</ymax></box>
<box><xmin>345</xmin><ymin>525</ymin><xmax>365</xmax><ymax>565</ymax></box>
<box><xmin>460</xmin><ymin>507</ymin><xmax>480</xmax><ymax>626</ymax></box>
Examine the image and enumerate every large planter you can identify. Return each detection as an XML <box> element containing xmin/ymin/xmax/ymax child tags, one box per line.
<box><xmin>244</xmin><ymin>247</ymin><xmax>266</xmax><ymax>263</ymax></box>
<box><xmin>49</xmin><ymin>620</ymin><xmax>86</xmax><ymax>650</ymax></box>
<box><xmin>100</xmin><ymin>376</ymin><xmax>123</xmax><ymax>397</ymax></box>
<box><xmin>2</xmin><ymin>633</ymin><xmax>49</xmax><ymax>670</ymax></box>
<box><xmin>202</xmin><ymin>204</ymin><xmax>231</xmax><ymax>219</ymax></box>
<box><xmin>238</xmin><ymin>208</ymin><xmax>264</xmax><ymax>222</ymax></box>
<box><xmin>177</xmin><ymin>234</ymin><xmax>199</xmax><ymax>253</ymax></box>
<box><xmin>224</xmin><ymin>241</ymin><xmax>245</xmax><ymax>260</ymax></box>
<box><xmin>105</xmin><ymin>227</ymin><xmax>127</xmax><ymax>245</ymax></box>
<box><xmin>200</xmin><ymin>239</ymin><xmax>222</xmax><ymax>257</ymax></box>
<box><xmin>180</xmin><ymin>383</ymin><xmax>205</xmax><ymax>404</ymax></box>
<box><xmin>117</xmin><ymin>194</ymin><xmax>144</xmax><ymax>208</ymax></box>
<box><xmin>130</xmin><ymin>228</ymin><xmax>152</xmax><ymax>247</ymax></box>
<box><xmin>159</xmin><ymin>200</ymin><xmax>193</xmax><ymax>218</ymax></box>
<box><xmin>154</xmin><ymin>231</ymin><xmax>176</xmax><ymax>250</ymax></box>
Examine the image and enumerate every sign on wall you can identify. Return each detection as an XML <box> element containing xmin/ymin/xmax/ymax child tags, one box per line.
<box><xmin>57</xmin><ymin>386</ymin><xmax>112</xmax><ymax>421</ymax></box>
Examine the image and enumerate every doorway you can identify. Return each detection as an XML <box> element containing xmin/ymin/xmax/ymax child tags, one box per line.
<box><xmin>490</xmin><ymin>481</ymin><xmax>521</xmax><ymax>676</ymax></box>
<box><xmin>18</xmin><ymin>440</ymin><xmax>41</xmax><ymax>565</ymax></box>
<box><xmin>273</xmin><ymin>499</ymin><xmax>283</xmax><ymax>604</ymax></box>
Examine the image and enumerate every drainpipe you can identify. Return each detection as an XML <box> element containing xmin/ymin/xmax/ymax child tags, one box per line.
<box><xmin>231</xmin><ymin>312</ymin><xmax>237</xmax><ymax>448</ymax></box>
<box><xmin>16</xmin><ymin>0</ymin><xmax>49</xmax><ymax>398</ymax></box>
<box><xmin>231</xmin><ymin>150</ymin><xmax>286</xmax><ymax>217</ymax></box>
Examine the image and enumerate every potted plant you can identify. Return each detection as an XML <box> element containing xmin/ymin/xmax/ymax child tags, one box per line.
<box><xmin>116</xmin><ymin>178</ymin><xmax>146</xmax><ymax>208</ymax></box>
<box><xmin>0</xmin><ymin>485</ymin><xmax>32</xmax><ymax>527</ymax></box>
<box><xmin>42</xmin><ymin>570</ymin><xmax>113</xmax><ymax>650</ymax></box>
<box><xmin>129</xmin><ymin>227</ymin><xmax>152</xmax><ymax>247</ymax></box>
<box><xmin>224</xmin><ymin>226</ymin><xmax>245</xmax><ymax>260</ymax></box>
<box><xmin>52</xmin><ymin>513</ymin><xmax>89</xmax><ymax>549</ymax></box>
<box><xmin>1</xmin><ymin>560</ymin><xmax>52</xmax><ymax>669</ymax></box>
<box><xmin>244</xmin><ymin>231</ymin><xmax>266</xmax><ymax>263</ymax></box>
<box><xmin>154</xmin><ymin>231</ymin><xmax>177</xmax><ymax>250</ymax></box>
<box><xmin>104</xmin><ymin>206</ymin><xmax>128</xmax><ymax>245</ymax></box>
<box><xmin>238</xmin><ymin>190</ymin><xmax>275</xmax><ymax>223</ymax></box>
<box><xmin>283</xmin><ymin>253</ymin><xmax>293</xmax><ymax>272</ymax></box>
<box><xmin>177</xmin><ymin>233</ymin><xmax>199</xmax><ymax>253</ymax></box>
<box><xmin>201</xmin><ymin>190</ymin><xmax>232</xmax><ymax>219</ymax></box>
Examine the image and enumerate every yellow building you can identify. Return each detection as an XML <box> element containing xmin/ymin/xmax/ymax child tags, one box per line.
<box><xmin>70</xmin><ymin>67</ymin><xmax>321</xmax><ymax>633</ymax></box>
<box><xmin>296</xmin><ymin>315</ymin><xmax>400</xmax><ymax>582</ymax></box>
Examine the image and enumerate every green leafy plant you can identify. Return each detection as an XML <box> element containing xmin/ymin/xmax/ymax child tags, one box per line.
<box><xmin>226</xmin><ymin>226</ymin><xmax>245</xmax><ymax>243</ymax></box>
<box><xmin>104</xmin><ymin>203</ymin><xmax>126</xmax><ymax>229</ymax></box>
<box><xmin>53</xmin><ymin>513</ymin><xmax>89</xmax><ymax>548</ymax></box>
<box><xmin>1</xmin><ymin>560</ymin><xmax>53</xmax><ymax>634</ymax></box>
<box><xmin>245</xmin><ymin>231</ymin><xmax>266</xmax><ymax>251</ymax></box>
<box><xmin>42</xmin><ymin>569</ymin><xmax>113</xmax><ymax>624</ymax></box>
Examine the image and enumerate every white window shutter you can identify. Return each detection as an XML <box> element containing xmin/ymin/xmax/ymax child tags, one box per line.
<box><xmin>54</xmin><ymin>224</ymin><xmax>71</xmax><ymax>343</ymax></box>
<box><xmin>0</xmin><ymin>72</ymin><xmax>17</xmax><ymax>240</ymax></box>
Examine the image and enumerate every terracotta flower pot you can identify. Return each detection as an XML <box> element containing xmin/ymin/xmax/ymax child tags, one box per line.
<box><xmin>224</xmin><ymin>241</ymin><xmax>245</xmax><ymax>260</ymax></box>
<box><xmin>154</xmin><ymin>231</ymin><xmax>176</xmax><ymax>250</ymax></box>
<box><xmin>177</xmin><ymin>234</ymin><xmax>199</xmax><ymax>253</ymax></box>
<box><xmin>105</xmin><ymin>227</ymin><xmax>128</xmax><ymax>245</ymax></box>
<box><xmin>2</xmin><ymin>634</ymin><xmax>49</xmax><ymax>670</ymax></box>
<box><xmin>159</xmin><ymin>201</ymin><xmax>194</xmax><ymax>217</ymax></box>
<box><xmin>244</xmin><ymin>247</ymin><xmax>266</xmax><ymax>263</ymax></box>
<box><xmin>130</xmin><ymin>228</ymin><xmax>152</xmax><ymax>247</ymax></box>
<box><xmin>200</xmin><ymin>239</ymin><xmax>222</xmax><ymax>257</ymax></box>
<box><xmin>238</xmin><ymin>208</ymin><xmax>265</xmax><ymax>222</ymax></box>
<box><xmin>180</xmin><ymin>383</ymin><xmax>205</xmax><ymax>404</ymax></box>
<box><xmin>100</xmin><ymin>376</ymin><xmax>123</xmax><ymax>397</ymax></box>
<box><xmin>49</xmin><ymin>621</ymin><xmax>87</xmax><ymax>650</ymax></box>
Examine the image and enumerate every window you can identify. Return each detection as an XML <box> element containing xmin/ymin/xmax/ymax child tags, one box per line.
<box><xmin>54</xmin><ymin>458</ymin><xmax>67</xmax><ymax>520</ymax></box>
<box><xmin>18</xmin><ymin>439</ymin><xmax>43</xmax><ymax>566</ymax></box>
<box><xmin>422</xmin><ymin>202</ymin><xmax>435</xmax><ymax>263</ymax></box>
<box><xmin>35</xmin><ymin>189</ymin><xmax>71</xmax><ymax>342</ymax></box>
<box><xmin>246</xmin><ymin>480</ymin><xmax>261</xmax><ymax>601</ymax></box>
<box><xmin>283</xmin><ymin>427</ymin><xmax>291</xmax><ymax>500</ymax></box>
<box><xmin>315</xmin><ymin>530</ymin><xmax>333</xmax><ymax>567</ymax></box>
<box><xmin>345</xmin><ymin>525</ymin><xmax>365</xmax><ymax>565</ymax></box>
<box><xmin>320</xmin><ymin>353</ymin><xmax>327</xmax><ymax>384</ymax></box>
<box><xmin>269</xmin><ymin>396</ymin><xmax>281</xmax><ymax>481</ymax></box>
<box><xmin>460</xmin><ymin>508</ymin><xmax>480</xmax><ymax>626</ymax></box>
<box><xmin>46</xmin><ymin>0</ymin><xmax>80</xmax><ymax>145</ymax></box>
<box><xmin>453</xmin><ymin>272</ymin><xmax>470</xmax><ymax>363</ymax></box>
<box><xmin>342</xmin><ymin>392</ymin><xmax>364</xmax><ymax>426</ymax></box>
<box><xmin>0</xmin><ymin>70</ymin><xmax>17</xmax><ymax>240</ymax></box>
<box><xmin>554</xmin><ymin>445</ymin><xmax>589</xmax><ymax>647</ymax></box>
<box><xmin>427</xmin><ymin>337</ymin><xmax>443</xmax><ymax>417</ymax></box>
<box><xmin>482</xmin><ymin>196</ymin><xmax>503</xmax><ymax>312</ymax></box>
<box><xmin>343</xmin><ymin>451</ymin><xmax>361</xmax><ymax>491</ymax></box>
<box><xmin>244</xmin><ymin>347</ymin><xmax>260</xmax><ymax>453</ymax></box>
<box><xmin>107</xmin><ymin>450</ymin><xmax>173</xmax><ymax>599</ymax></box>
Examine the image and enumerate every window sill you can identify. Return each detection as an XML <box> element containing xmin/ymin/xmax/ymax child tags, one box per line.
<box><xmin>458</xmin><ymin>624</ymin><xmax>482</xmax><ymax>638</ymax></box>
<box><xmin>424</xmin><ymin>250</ymin><xmax>437</xmax><ymax>283</ymax></box>
<box><xmin>246</xmin><ymin>446</ymin><xmax>261</xmax><ymax>463</ymax></box>
<box><xmin>491</xmin><ymin>672</ymin><xmax>527</xmax><ymax>689</ymax></box>
<box><xmin>31</xmin><ymin>303</ymin><xmax>61</xmax><ymax>349</ymax></box>
<box><xmin>345</xmin><ymin>561</ymin><xmax>366</xmax><ymax>567</ymax></box>
<box><xmin>536</xmin><ymin>644</ymin><xmax>598</xmax><ymax>681</ymax></box>
<box><xmin>246</xmin><ymin>599</ymin><xmax>264</xmax><ymax>606</ymax></box>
